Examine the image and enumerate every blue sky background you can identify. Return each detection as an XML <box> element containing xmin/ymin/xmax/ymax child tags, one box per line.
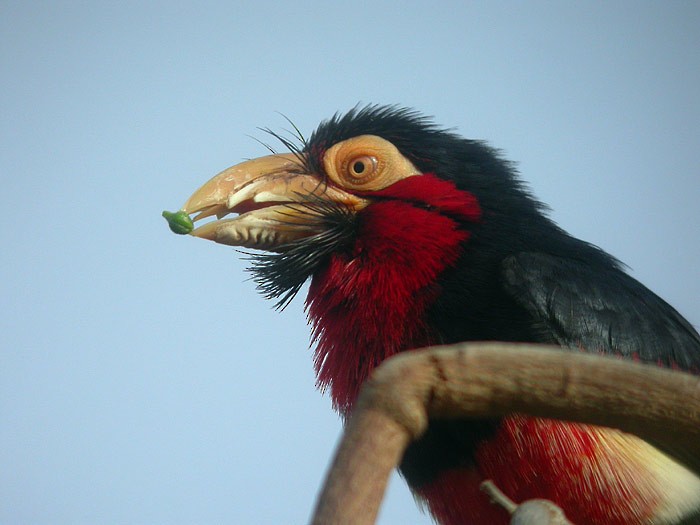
<box><xmin>2</xmin><ymin>2</ymin><xmax>698</xmax><ymax>524</ymax></box>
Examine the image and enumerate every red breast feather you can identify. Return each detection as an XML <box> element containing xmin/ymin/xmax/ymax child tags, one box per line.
<box><xmin>307</xmin><ymin>174</ymin><xmax>480</xmax><ymax>414</ymax></box>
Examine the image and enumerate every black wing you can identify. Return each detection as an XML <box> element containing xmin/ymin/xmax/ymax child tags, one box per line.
<box><xmin>502</xmin><ymin>252</ymin><xmax>700</xmax><ymax>372</ymax></box>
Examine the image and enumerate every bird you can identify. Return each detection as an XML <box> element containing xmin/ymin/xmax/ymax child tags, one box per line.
<box><xmin>173</xmin><ymin>105</ymin><xmax>700</xmax><ymax>524</ymax></box>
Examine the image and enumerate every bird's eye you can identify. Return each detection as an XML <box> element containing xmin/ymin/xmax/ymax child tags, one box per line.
<box><xmin>323</xmin><ymin>135</ymin><xmax>419</xmax><ymax>191</ymax></box>
<box><xmin>347</xmin><ymin>156</ymin><xmax>377</xmax><ymax>180</ymax></box>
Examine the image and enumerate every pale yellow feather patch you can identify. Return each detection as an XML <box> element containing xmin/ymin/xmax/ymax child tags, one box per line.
<box><xmin>590</xmin><ymin>427</ymin><xmax>700</xmax><ymax>524</ymax></box>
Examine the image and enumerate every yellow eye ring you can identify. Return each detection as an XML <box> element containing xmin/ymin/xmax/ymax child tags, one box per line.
<box><xmin>322</xmin><ymin>135</ymin><xmax>420</xmax><ymax>191</ymax></box>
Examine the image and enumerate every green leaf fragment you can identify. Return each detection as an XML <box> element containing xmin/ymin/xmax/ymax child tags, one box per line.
<box><xmin>162</xmin><ymin>210</ymin><xmax>194</xmax><ymax>235</ymax></box>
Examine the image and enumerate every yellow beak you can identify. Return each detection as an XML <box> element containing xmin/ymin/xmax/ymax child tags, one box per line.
<box><xmin>179</xmin><ymin>153</ymin><xmax>367</xmax><ymax>250</ymax></box>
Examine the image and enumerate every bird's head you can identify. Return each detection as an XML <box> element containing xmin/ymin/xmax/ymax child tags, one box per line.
<box><xmin>172</xmin><ymin>105</ymin><xmax>557</xmax><ymax>410</ymax></box>
<box><xmin>175</xmin><ymin>106</ymin><xmax>541</xmax><ymax>309</ymax></box>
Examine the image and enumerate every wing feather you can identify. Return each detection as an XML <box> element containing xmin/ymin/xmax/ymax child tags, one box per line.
<box><xmin>502</xmin><ymin>252</ymin><xmax>700</xmax><ymax>371</ymax></box>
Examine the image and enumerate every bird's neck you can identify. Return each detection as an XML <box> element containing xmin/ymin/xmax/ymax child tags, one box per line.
<box><xmin>305</xmin><ymin>200</ymin><xmax>470</xmax><ymax>415</ymax></box>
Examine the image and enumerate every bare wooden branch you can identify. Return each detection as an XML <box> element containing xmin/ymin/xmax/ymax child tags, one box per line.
<box><xmin>310</xmin><ymin>342</ymin><xmax>700</xmax><ymax>525</ymax></box>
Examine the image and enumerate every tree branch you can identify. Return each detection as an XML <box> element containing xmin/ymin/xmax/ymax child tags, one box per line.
<box><xmin>310</xmin><ymin>342</ymin><xmax>700</xmax><ymax>525</ymax></box>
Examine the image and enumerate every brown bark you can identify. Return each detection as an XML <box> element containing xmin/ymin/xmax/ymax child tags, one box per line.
<box><xmin>310</xmin><ymin>342</ymin><xmax>700</xmax><ymax>525</ymax></box>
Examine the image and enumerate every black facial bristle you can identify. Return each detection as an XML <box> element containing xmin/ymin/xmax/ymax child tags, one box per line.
<box><xmin>244</xmin><ymin>196</ymin><xmax>357</xmax><ymax>310</ymax></box>
<box><xmin>258</xmin><ymin>126</ymin><xmax>310</xmax><ymax>174</ymax></box>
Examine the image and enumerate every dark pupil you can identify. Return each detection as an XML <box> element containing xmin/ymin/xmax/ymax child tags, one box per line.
<box><xmin>352</xmin><ymin>160</ymin><xmax>365</xmax><ymax>174</ymax></box>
